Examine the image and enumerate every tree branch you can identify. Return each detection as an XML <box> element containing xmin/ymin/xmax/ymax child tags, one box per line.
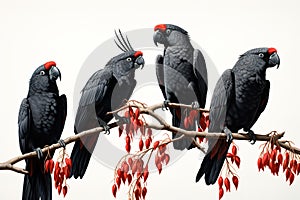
<box><xmin>0</xmin><ymin>101</ymin><xmax>299</xmax><ymax>175</ymax></box>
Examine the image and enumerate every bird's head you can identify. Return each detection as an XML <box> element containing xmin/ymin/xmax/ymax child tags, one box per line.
<box><xmin>108</xmin><ymin>30</ymin><xmax>145</xmax><ymax>78</ymax></box>
<box><xmin>153</xmin><ymin>24</ymin><xmax>189</xmax><ymax>48</ymax></box>
<box><xmin>241</xmin><ymin>47</ymin><xmax>280</xmax><ymax>69</ymax></box>
<box><xmin>29</xmin><ymin>61</ymin><xmax>61</xmax><ymax>94</ymax></box>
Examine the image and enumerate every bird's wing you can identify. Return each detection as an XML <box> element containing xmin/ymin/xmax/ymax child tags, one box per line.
<box><xmin>55</xmin><ymin>94</ymin><xmax>67</xmax><ymax>141</ymax></box>
<box><xmin>18</xmin><ymin>98</ymin><xmax>31</xmax><ymax>154</ymax></box>
<box><xmin>75</xmin><ymin>69</ymin><xmax>114</xmax><ymax>132</ymax></box>
<box><xmin>193</xmin><ymin>49</ymin><xmax>208</xmax><ymax>108</ymax></box>
<box><xmin>155</xmin><ymin>54</ymin><xmax>167</xmax><ymax>100</ymax></box>
<box><xmin>196</xmin><ymin>69</ymin><xmax>234</xmax><ymax>184</ymax></box>
<box><xmin>208</xmin><ymin>69</ymin><xmax>234</xmax><ymax>133</ymax></box>
<box><xmin>248</xmin><ymin>80</ymin><xmax>270</xmax><ymax>129</ymax></box>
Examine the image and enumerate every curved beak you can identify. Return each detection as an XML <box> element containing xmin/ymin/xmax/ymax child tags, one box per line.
<box><xmin>153</xmin><ymin>30</ymin><xmax>167</xmax><ymax>47</ymax></box>
<box><xmin>49</xmin><ymin>66</ymin><xmax>61</xmax><ymax>81</ymax></box>
<box><xmin>269</xmin><ymin>52</ymin><xmax>280</xmax><ymax>69</ymax></box>
<box><xmin>134</xmin><ymin>56</ymin><xmax>145</xmax><ymax>69</ymax></box>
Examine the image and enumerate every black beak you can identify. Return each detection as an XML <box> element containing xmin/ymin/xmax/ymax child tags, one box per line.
<box><xmin>269</xmin><ymin>52</ymin><xmax>280</xmax><ymax>69</ymax></box>
<box><xmin>134</xmin><ymin>56</ymin><xmax>145</xmax><ymax>69</ymax></box>
<box><xmin>49</xmin><ymin>66</ymin><xmax>61</xmax><ymax>81</ymax></box>
<box><xmin>153</xmin><ymin>30</ymin><xmax>167</xmax><ymax>47</ymax></box>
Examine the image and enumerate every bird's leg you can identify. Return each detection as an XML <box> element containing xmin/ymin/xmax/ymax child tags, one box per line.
<box><xmin>244</xmin><ymin>129</ymin><xmax>256</xmax><ymax>144</ymax></box>
<box><xmin>162</xmin><ymin>99</ymin><xmax>170</xmax><ymax>111</ymax></box>
<box><xmin>58</xmin><ymin>139</ymin><xmax>66</xmax><ymax>149</ymax></box>
<box><xmin>223</xmin><ymin>126</ymin><xmax>233</xmax><ymax>143</ymax></box>
<box><xmin>34</xmin><ymin>147</ymin><xmax>44</xmax><ymax>160</ymax></box>
<box><xmin>97</xmin><ymin>118</ymin><xmax>110</xmax><ymax>135</ymax></box>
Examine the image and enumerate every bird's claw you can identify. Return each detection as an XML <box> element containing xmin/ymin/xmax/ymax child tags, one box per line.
<box><xmin>224</xmin><ymin>126</ymin><xmax>233</xmax><ymax>143</ymax></box>
<box><xmin>191</xmin><ymin>101</ymin><xmax>199</xmax><ymax>109</ymax></box>
<box><xmin>35</xmin><ymin>147</ymin><xmax>43</xmax><ymax>160</ymax></box>
<box><xmin>162</xmin><ymin>100</ymin><xmax>170</xmax><ymax>111</ymax></box>
<box><xmin>58</xmin><ymin>139</ymin><xmax>66</xmax><ymax>149</ymax></box>
<box><xmin>116</xmin><ymin>116</ymin><xmax>130</xmax><ymax>125</ymax></box>
<box><xmin>247</xmin><ymin>130</ymin><xmax>256</xmax><ymax>144</ymax></box>
<box><xmin>102</xmin><ymin>124</ymin><xmax>110</xmax><ymax>135</ymax></box>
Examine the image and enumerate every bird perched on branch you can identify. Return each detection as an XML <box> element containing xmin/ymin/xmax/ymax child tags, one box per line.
<box><xmin>18</xmin><ymin>61</ymin><xmax>67</xmax><ymax>200</ymax></box>
<box><xmin>70</xmin><ymin>30</ymin><xmax>145</xmax><ymax>179</ymax></box>
<box><xmin>153</xmin><ymin>24</ymin><xmax>208</xmax><ymax>150</ymax></box>
<box><xmin>196</xmin><ymin>47</ymin><xmax>280</xmax><ymax>185</ymax></box>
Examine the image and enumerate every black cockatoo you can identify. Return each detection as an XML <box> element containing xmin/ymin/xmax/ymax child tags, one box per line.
<box><xmin>70</xmin><ymin>30</ymin><xmax>145</xmax><ymax>179</ymax></box>
<box><xmin>153</xmin><ymin>24</ymin><xmax>208</xmax><ymax>150</ymax></box>
<box><xmin>18</xmin><ymin>61</ymin><xmax>67</xmax><ymax>200</ymax></box>
<box><xmin>196</xmin><ymin>47</ymin><xmax>280</xmax><ymax>185</ymax></box>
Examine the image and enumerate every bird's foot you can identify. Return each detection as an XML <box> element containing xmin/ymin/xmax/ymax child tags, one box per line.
<box><xmin>58</xmin><ymin>139</ymin><xmax>66</xmax><ymax>149</ymax></box>
<box><xmin>224</xmin><ymin>126</ymin><xmax>233</xmax><ymax>143</ymax></box>
<box><xmin>191</xmin><ymin>101</ymin><xmax>199</xmax><ymax>109</ymax></box>
<box><xmin>35</xmin><ymin>147</ymin><xmax>44</xmax><ymax>160</ymax></box>
<box><xmin>102</xmin><ymin>124</ymin><xmax>110</xmax><ymax>135</ymax></box>
<box><xmin>246</xmin><ymin>129</ymin><xmax>256</xmax><ymax>144</ymax></box>
<box><xmin>162</xmin><ymin>100</ymin><xmax>170</xmax><ymax>111</ymax></box>
<box><xmin>115</xmin><ymin>115</ymin><xmax>130</xmax><ymax>125</ymax></box>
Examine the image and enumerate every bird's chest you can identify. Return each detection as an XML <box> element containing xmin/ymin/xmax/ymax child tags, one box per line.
<box><xmin>229</xmin><ymin>73</ymin><xmax>266</xmax><ymax>126</ymax></box>
<box><xmin>29</xmin><ymin>93</ymin><xmax>59</xmax><ymax>135</ymax></box>
<box><xmin>163</xmin><ymin>52</ymin><xmax>194</xmax><ymax>91</ymax></box>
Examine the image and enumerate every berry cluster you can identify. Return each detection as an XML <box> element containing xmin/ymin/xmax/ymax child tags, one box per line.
<box><xmin>258</xmin><ymin>139</ymin><xmax>300</xmax><ymax>185</ymax></box>
<box><xmin>218</xmin><ymin>144</ymin><xmax>240</xmax><ymax>199</ymax></box>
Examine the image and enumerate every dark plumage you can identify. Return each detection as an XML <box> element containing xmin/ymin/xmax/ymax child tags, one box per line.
<box><xmin>70</xmin><ymin>31</ymin><xmax>145</xmax><ymax>179</ymax></box>
<box><xmin>196</xmin><ymin>47</ymin><xmax>280</xmax><ymax>185</ymax></box>
<box><xmin>18</xmin><ymin>61</ymin><xmax>67</xmax><ymax>200</ymax></box>
<box><xmin>153</xmin><ymin>24</ymin><xmax>208</xmax><ymax>150</ymax></box>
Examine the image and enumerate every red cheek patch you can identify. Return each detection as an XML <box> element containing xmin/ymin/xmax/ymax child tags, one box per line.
<box><xmin>154</xmin><ymin>24</ymin><xmax>167</xmax><ymax>32</ymax></box>
<box><xmin>134</xmin><ymin>51</ymin><xmax>143</xmax><ymax>58</ymax></box>
<box><xmin>44</xmin><ymin>61</ymin><xmax>56</xmax><ymax>70</ymax></box>
<box><xmin>268</xmin><ymin>47</ymin><xmax>277</xmax><ymax>55</ymax></box>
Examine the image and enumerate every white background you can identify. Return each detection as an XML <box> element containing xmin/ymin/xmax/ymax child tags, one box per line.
<box><xmin>0</xmin><ymin>0</ymin><xmax>300</xmax><ymax>199</ymax></box>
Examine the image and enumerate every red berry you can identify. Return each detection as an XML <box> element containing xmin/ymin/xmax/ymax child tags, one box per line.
<box><xmin>257</xmin><ymin>157</ymin><xmax>263</xmax><ymax>171</ymax></box>
<box><xmin>184</xmin><ymin>117</ymin><xmax>190</xmax><ymax>129</ymax></box>
<box><xmin>118</xmin><ymin>126</ymin><xmax>123</xmax><ymax>137</ymax></box>
<box><xmin>116</xmin><ymin>176</ymin><xmax>121</xmax><ymax>188</ymax></box>
<box><xmin>224</xmin><ymin>177</ymin><xmax>230</xmax><ymax>192</ymax></box>
<box><xmin>218</xmin><ymin>176</ymin><xmax>223</xmax><ymax>188</ymax></box>
<box><xmin>164</xmin><ymin>154</ymin><xmax>170</xmax><ymax>165</ymax></box>
<box><xmin>135</xmin><ymin>108</ymin><xmax>140</xmax><ymax>118</ymax></box>
<box><xmin>219</xmin><ymin>187</ymin><xmax>224</xmax><ymax>200</ymax></box>
<box><xmin>277</xmin><ymin>153</ymin><xmax>283</xmax><ymax>165</ymax></box>
<box><xmin>127</xmin><ymin>174</ymin><xmax>132</xmax><ymax>185</ymax></box>
<box><xmin>262</xmin><ymin>152</ymin><xmax>270</xmax><ymax>167</ymax></box>
<box><xmin>62</xmin><ymin>185</ymin><xmax>68</xmax><ymax>197</ymax></box>
<box><xmin>125</xmin><ymin>143</ymin><xmax>131</xmax><ymax>153</ymax></box>
<box><xmin>112</xmin><ymin>184</ymin><xmax>117</xmax><ymax>198</ymax></box>
<box><xmin>235</xmin><ymin>156</ymin><xmax>241</xmax><ymax>168</ymax></box>
<box><xmin>145</xmin><ymin>138</ymin><xmax>151</xmax><ymax>149</ymax></box>
<box><xmin>289</xmin><ymin>172</ymin><xmax>295</xmax><ymax>185</ymax></box>
<box><xmin>57</xmin><ymin>185</ymin><xmax>62</xmax><ymax>195</ymax></box>
<box><xmin>142</xmin><ymin>187</ymin><xmax>147</xmax><ymax>199</ymax></box>
<box><xmin>153</xmin><ymin>141</ymin><xmax>160</xmax><ymax>150</ymax></box>
<box><xmin>232</xmin><ymin>145</ymin><xmax>237</xmax><ymax>156</ymax></box>
<box><xmin>232</xmin><ymin>176</ymin><xmax>239</xmax><ymax>190</ymax></box>
<box><xmin>143</xmin><ymin>165</ymin><xmax>149</xmax><ymax>182</ymax></box>
<box><xmin>139</xmin><ymin>139</ymin><xmax>144</xmax><ymax>151</ymax></box>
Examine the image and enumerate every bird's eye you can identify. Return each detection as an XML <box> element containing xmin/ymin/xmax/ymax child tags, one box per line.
<box><xmin>40</xmin><ymin>71</ymin><xmax>45</xmax><ymax>75</ymax></box>
<box><xmin>126</xmin><ymin>57</ymin><xmax>132</xmax><ymax>62</ymax></box>
<box><xmin>166</xmin><ymin>29</ymin><xmax>171</xmax><ymax>34</ymax></box>
<box><xmin>258</xmin><ymin>53</ymin><xmax>264</xmax><ymax>58</ymax></box>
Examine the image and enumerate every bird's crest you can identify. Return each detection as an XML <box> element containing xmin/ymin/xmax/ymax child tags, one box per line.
<box><xmin>114</xmin><ymin>29</ymin><xmax>134</xmax><ymax>52</ymax></box>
